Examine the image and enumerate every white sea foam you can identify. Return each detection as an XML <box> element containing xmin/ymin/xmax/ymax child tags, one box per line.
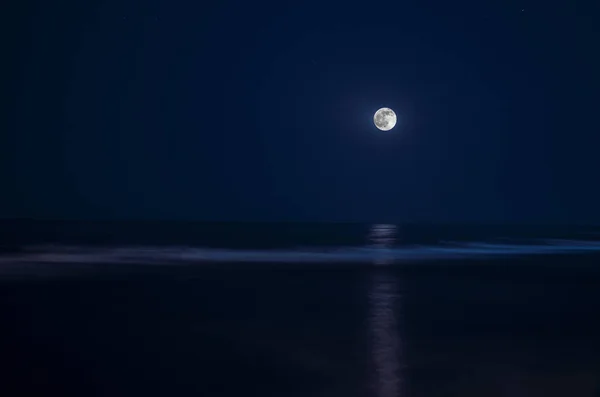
<box><xmin>1</xmin><ymin>239</ymin><xmax>600</xmax><ymax>266</ymax></box>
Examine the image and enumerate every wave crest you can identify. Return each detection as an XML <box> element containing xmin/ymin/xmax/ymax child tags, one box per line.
<box><xmin>2</xmin><ymin>239</ymin><xmax>600</xmax><ymax>265</ymax></box>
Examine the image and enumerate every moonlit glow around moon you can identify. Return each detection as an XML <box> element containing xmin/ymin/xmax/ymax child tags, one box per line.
<box><xmin>374</xmin><ymin>108</ymin><xmax>397</xmax><ymax>131</ymax></box>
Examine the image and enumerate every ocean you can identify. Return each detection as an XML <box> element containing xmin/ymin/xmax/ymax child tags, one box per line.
<box><xmin>1</xmin><ymin>221</ymin><xmax>600</xmax><ymax>396</ymax></box>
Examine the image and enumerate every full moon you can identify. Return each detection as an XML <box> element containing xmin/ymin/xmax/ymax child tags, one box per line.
<box><xmin>374</xmin><ymin>108</ymin><xmax>397</xmax><ymax>131</ymax></box>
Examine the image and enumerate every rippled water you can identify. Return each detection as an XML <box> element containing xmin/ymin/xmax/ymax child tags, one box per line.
<box><xmin>2</xmin><ymin>224</ymin><xmax>600</xmax><ymax>268</ymax></box>
<box><xmin>3</xmin><ymin>238</ymin><xmax>600</xmax><ymax>267</ymax></box>
<box><xmin>2</xmin><ymin>223</ymin><xmax>600</xmax><ymax>396</ymax></box>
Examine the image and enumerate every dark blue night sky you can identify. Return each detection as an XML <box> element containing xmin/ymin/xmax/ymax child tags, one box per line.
<box><xmin>4</xmin><ymin>0</ymin><xmax>600</xmax><ymax>223</ymax></box>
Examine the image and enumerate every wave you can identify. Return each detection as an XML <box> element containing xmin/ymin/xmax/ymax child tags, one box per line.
<box><xmin>2</xmin><ymin>239</ymin><xmax>600</xmax><ymax>265</ymax></box>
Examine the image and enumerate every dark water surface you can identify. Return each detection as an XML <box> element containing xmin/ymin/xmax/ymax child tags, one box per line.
<box><xmin>2</xmin><ymin>223</ymin><xmax>600</xmax><ymax>396</ymax></box>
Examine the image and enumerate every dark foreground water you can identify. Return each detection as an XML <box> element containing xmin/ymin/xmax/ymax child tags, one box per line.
<box><xmin>2</xmin><ymin>222</ymin><xmax>600</xmax><ymax>396</ymax></box>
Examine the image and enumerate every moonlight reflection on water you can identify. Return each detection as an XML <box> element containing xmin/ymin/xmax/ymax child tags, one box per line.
<box><xmin>369</xmin><ymin>225</ymin><xmax>404</xmax><ymax>397</ymax></box>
